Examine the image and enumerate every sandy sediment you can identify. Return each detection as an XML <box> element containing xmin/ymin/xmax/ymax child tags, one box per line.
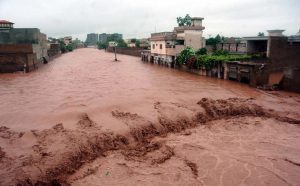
<box><xmin>0</xmin><ymin>97</ymin><xmax>299</xmax><ymax>185</ymax></box>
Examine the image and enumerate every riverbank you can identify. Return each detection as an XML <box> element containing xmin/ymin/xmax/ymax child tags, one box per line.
<box><xmin>0</xmin><ymin>48</ymin><xmax>299</xmax><ymax>185</ymax></box>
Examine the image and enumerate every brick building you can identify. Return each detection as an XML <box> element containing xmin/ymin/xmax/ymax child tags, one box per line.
<box><xmin>223</xmin><ymin>30</ymin><xmax>300</xmax><ymax>92</ymax></box>
<box><xmin>0</xmin><ymin>21</ymin><xmax>48</xmax><ymax>73</ymax></box>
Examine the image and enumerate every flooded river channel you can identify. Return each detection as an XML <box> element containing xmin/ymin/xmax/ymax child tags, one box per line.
<box><xmin>0</xmin><ymin>48</ymin><xmax>299</xmax><ymax>185</ymax></box>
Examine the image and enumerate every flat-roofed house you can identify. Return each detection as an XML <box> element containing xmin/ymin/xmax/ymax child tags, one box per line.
<box><xmin>146</xmin><ymin>17</ymin><xmax>205</xmax><ymax>67</ymax></box>
<box><xmin>0</xmin><ymin>21</ymin><xmax>48</xmax><ymax>73</ymax></box>
<box><xmin>0</xmin><ymin>20</ymin><xmax>14</xmax><ymax>31</ymax></box>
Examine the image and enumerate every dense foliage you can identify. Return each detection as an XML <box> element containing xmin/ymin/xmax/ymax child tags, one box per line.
<box><xmin>196</xmin><ymin>48</ymin><xmax>207</xmax><ymax>55</ymax></box>
<box><xmin>66</xmin><ymin>44</ymin><xmax>73</xmax><ymax>52</ymax></box>
<box><xmin>206</xmin><ymin>34</ymin><xmax>224</xmax><ymax>46</ymax></box>
<box><xmin>97</xmin><ymin>38</ymin><xmax>128</xmax><ymax>49</ymax></box>
<box><xmin>212</xmin><ymin>49</ymin><xmax>229</xmax><ymax>56</ymax></box>
<box><xmin>176</xmin><ymin>14</ymin><xmax>192</xmax><ymax>26</ymax></box>
<box><xmin>258</xmin><ymin>32</ymin><xmax>265</xmax><ymax>36</ymax></box>
<box><xmin>176</xmin><ymin>48</ymin><xmax>251</xmax><ymax>69</ymax></box>
<box><xmin>135</xmin><ymin>39</ymin><xmax>141</xmax><ymax>47</ymax></box>
<box><xmin>176</xmin><ymin>47</ymin><xmax>196</xmax><ymax>66</ymax></box>
<box><xmin>59</xmin><ymin>40</ymin><xmax>75</xmax><ymax>53</ymax></box>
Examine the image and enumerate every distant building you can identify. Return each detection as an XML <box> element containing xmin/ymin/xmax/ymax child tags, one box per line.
<box><xmin>143</xmin><ymin>17</ymin><xmax>205</xmax><ymax>67</ymax></box>
<box><xmin>93</xmin><ymin>33</ymin><xmax>124</xmax><ymax>45</ymax></box>
<box><xmin>215</xmin><ymin>38</ymin><xmax>247</xmax><ymax>55</ymax></box>
<box><xmin>140</xmin><ymin>38</ymin><xmax>150</xmax><ymax>49</ymax></box>
<box><xmin>288</xmin><ymin>28</ymin><xmax>300</xmax><ymax>43</ymax></box>
<box><xmin>63</xmin><ymin>36</ymin><xmax>72</xmax><ymax>45</ymax></box>
<box><xmin>0</xmin><ymin>20</ymin><xmax>14</xmax><ymax>31</ymax></box>
<box><xmin>0</xmin><ymin>22</ymin><xmax>48</xmax><ymax>73</ymax></box>
<box><xmin>85</xmin><ymin>33</ymin><xmax>98</xmax><ymax>45</ymax></box>
<box><xmin>125</xmin><ymin>39</ymin><xmax>137</xmax><ymax>48</ymax></box>
<box><xmin>109</xmin><ymin>33</ymin><xmax>123</xmax><ymax>41</ymax></box>
<box><xmin>124</xmin><ymin>38</ymin><xmax>149</xmax><ymax>48</ymax></box>
<box><xmin>99</xmin><ymin>33</ymin><xmax>109</xmax><ymax>43</ymax></box>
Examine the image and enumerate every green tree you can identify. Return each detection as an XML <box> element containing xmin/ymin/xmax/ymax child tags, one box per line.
<box><xmin>116</xmin><ymin>39</ymin><xmax>128</xmax><ymax>47</ymax></box>
<box><xmin>176</xmin><ymin>47</ymin><xmax>195</xmax><ymax>66</ymax></box>
<box><xmin>212</xmin><ymin>50</ymin><xmax>229</xmax><ymax>56</ymax></box>
<box><xmin>97</xmin><ymin>36</ymin><xmax>128</xmax><ymax>49</ymax></box>
<box><xmin>59</xmin><ymin>40</ymin><xmax>67</xmax><ymax>53</ymax></box>
<box><xmin>196</xmin><ymin>48</ymin><xmax>207</xmax><ymax>55</ymax></box>
<box><xmin>135</xmin><ymin>39</ymin><xmax>140</xmax><ymax>47</ymax></box>
<box><xmin>177</xmin><ymin>14</ymin><xmax>192</xmax><ymax>26</ymax></box>
<box><xmin>97</xmin><ymin>42</ymin><xmax>107</xmax><ymax>49</ymax></box>
<box><xmin>215</xmin><ymin>34</ymin><xmax>222</xmax><ymax>43</ymax></box>
<box><xmin>258</xmin><ymin>32</ymin><xmax>265</xmax><ymax>36</ymax></box>
<box><xmin>206</xmin><ymin>34</ymin><xmax>224</xmax><ymax>49</ymax></box>
<box><xmin>66</xmin><ymin>44</ymin><xmax>73</xmax><ymax>52</ymax></box>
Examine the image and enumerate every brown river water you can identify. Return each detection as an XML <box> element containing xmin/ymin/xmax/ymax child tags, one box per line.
<box><xmin>0</xmin><ymin>48</ymin><xmax>300</xmax><ymax>185</ymax></box>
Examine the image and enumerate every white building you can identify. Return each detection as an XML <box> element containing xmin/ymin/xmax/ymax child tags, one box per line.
<box><xmin>149</xmin><ymin>17</ymin><xmax>205</xmax><ymax>67</ymax></box>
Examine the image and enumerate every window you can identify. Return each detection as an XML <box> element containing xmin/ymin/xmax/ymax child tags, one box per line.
<box><xmin>152</xmin><ymin>44</ymin><xmax>155</xmax><ymax>49</ymax></box>
<box><xmin>160</xmin><ymin>44</ymin><xmax>163</xmax><ymax>49</ymax></box>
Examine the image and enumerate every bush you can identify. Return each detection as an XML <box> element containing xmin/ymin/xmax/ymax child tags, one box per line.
<box><xmin>60</xmin><ymin>43</ymin><xmax>67</xmax><ymax>53</ymax></box>
<box><xmin>186</xmin><ymin>56</ymin><xmax>197</xmax><ymax>69</ymax></box>
<box><xmin>97</xmin><ymin>42</ymin><xmax>107</xmax><ymax>49</ymax></box>
<box><xmin>177</xmin><ymin>47</ymin><xmax>252</xmax><ymax>70</ymax></box>
<box><xmin>212</xmin><ymin>50</ymin><xmax>229</xmax><ymax>56</ymax></box>
<box><xmin>176</xmin><ymin>47</ymin><xmax>195</xmax><ymax>66</ymax></box>
<box><xmin>66</xmin><ymin>44</ymin><xmax>73</xmax><ymax>52</ymax></box>
<box><xmin>196</xmin><ymin>48</ymin><xmax>207</xmax><ymax>55</ymax></box>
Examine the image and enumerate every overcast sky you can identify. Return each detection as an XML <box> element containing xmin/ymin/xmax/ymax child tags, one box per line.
<box><xmin>0</xmin><ymin>0</ymin><xmax>299</xmax><ymax>41</ymax></box>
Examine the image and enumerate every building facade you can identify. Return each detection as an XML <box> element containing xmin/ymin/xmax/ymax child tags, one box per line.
<box><xmin>145</xmin><ymin>17</ymin><xmax>205</xmax><ymax>67</ymax></box>
<box><xmin>85</xmin><ymin>33</ymin><xmax>98</xmax><ymax>45</ymax></box>
<box><xmin>63</xmin><ymin>36</ymin><xmax>72</xmax><ymax>45</ymax></box>
<box><xmin>99</xmin><ymin>33</ymin><xmax>108</xmax><ymax>43</ymax></box>
<box><xmin>0</xmin><ymin>22</ymin><xmax>48</xmax><ymax>73</ymax></box>
<box><xmin>87</xmin><ymin>33</ymin><xmax>123</xmax><ymax>45</ymax></box>
<box><xmin>0</xmin><ymin>20</ymin><xmax>14</xmax><ymax>31</ymax></box>
<box><xmin>222</xmin><ymin>30</ymin><xmax>300</xmax><ymax>92</ymax></box>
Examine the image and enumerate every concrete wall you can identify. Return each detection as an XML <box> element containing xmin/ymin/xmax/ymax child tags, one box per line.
<box><xmin>0</xmin><ymin>54</ymin><xmax>26</xmax><ymax>73</ymax></box>
<box><xmin>216</xmin><ymin>43</ymin><xmax>247</xmax><ymax>53</ymax></box>
<box><xmin>0</xmin><ymin>28</ymin><xmax>40</xmax><ymax>44</ymax></box>
<box><xmin>0</xmin><ymin>44</ymin><xmax>40</xmax><ymax>73</ymax></box>
<box><xmin>48</xmin><ymin>43</ymin><xmax>61</xmax><ymax>58</ymax></box>
<box><xmin>107</xmin><ymin>47</ymin><xmax>143</xmax><ymax>57</ymax></box>
<box><xmin>0</xmin><ymin>28</ymin><xmax>48</xmax><ymax>73</ymax></box>
<box><xmin>184</xmin><ymin>30</ymin><xmax>204</xmax><ymax>50</ymax></box>
<box><xmin>267</xmin><ymin>36</ymin><xmax>300</xmax><ymax>92</ymax></box>
<box><xmin>0</xmin><ymin>44</ymin><xmax>33</xmax><ymax>53</ymax></box>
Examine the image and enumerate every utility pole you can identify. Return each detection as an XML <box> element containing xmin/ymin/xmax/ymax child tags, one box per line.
<box><xmin>114</xmin><ymin>46</ymin><xmax>117</xmax><ymax>61</ymax></box>
<box><xmin>109</xmin><ymin>41</ymin><xmax>118</xmax><ymax>61</ymax></box>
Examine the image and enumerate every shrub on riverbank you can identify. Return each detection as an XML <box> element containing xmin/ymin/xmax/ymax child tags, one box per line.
<box><xmin>177</xmin><ymin>48</ymin><xmax>252</xmax><ymax>69</ymax></box>
<box><xmin>176</xmin><ymin>47</ymin><xmax>196</xmax><ymax>66</ymax></box>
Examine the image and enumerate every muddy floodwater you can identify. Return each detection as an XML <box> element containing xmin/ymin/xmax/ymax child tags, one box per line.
<box><xmin>0</xmin><ymin>48</ymin><xmax>300</xmax><ymax>185</ymax></box>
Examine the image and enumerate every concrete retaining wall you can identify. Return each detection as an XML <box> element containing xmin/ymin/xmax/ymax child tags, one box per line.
<box><xmin>106</xmin><ymin>47</ymin><xmax>143</xmax><ymax>57</ymax></box>
<box><xmin>0</xmin><ymin>44</ymin><xmax>40</xmax><ymax>73</ymax></box>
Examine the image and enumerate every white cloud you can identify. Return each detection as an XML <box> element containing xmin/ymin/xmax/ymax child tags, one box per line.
<box><xmin>0</xmin><ymin>0</ymin><xmax>299</xmax><ymax>40</ymax></box>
